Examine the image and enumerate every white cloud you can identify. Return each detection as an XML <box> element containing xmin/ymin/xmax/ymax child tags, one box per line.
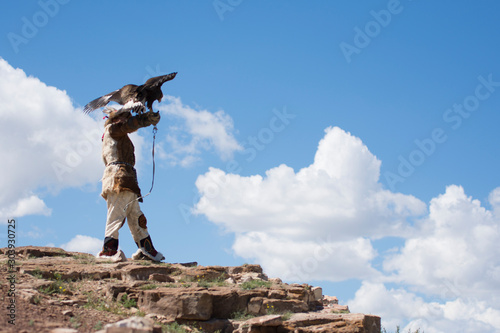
<box><xmin>348</xmin><ymin>282</ymin><xmax>442</xmax><ymax>332</ymax></box>
<box><xmin>0</xmin><ymin>58</ymin><xmax>104</xmax><ymax>221</ymax></box>
<box><xmin>370</xmin><ymin>185</ymin><xmax>500</xmax><ymax>332</ymax></box>
<box><xmin>194</xmin><ymin>126</ymin><xmax>426</xmax><ymax>280</ymax></box>
<box><xmin>348</xmin><ymin>281</ymin><xmax>500</xmax><ymax>333</ymax></box>
<box><xmin>157</xmin><ymin>96</ymin><xmax>242</xmax><ymax>166</ymax></box>
<box><xmin>0</xmin><ymin>195</ymin><xmax>52</xmax><ymax>218</ymax></box>
<box><xmin>349</xmin><ymin>281</ymin><xmax>500</xmax><ymax>333</ymax></box>
<box><xmin>194</xmin><ymin>125</ymin><xmax>500</xmax><ymax>331</ymax></box>
<box><xmin>384</xmin><ymin>185</ymin><xmax>500</xmax><ymax>299</ymax></box>
<box><xmin>233</xmin><ymin>232</ymin><xmax>379</xmax><ymax>282</ymax></box>
<box><xmin>19</xmin><ymin>225</ymin><xmax>48</xmax><ymax>239</ymax></box>
<box><xmin>60</xmin><ymin>234</ymin><xmax>102</xmax><ymax>255</ymax></box>
<box><xmin>489</xmin><ymin>187</ymin><xmax>500</xmax><ymax>216</ymax></box>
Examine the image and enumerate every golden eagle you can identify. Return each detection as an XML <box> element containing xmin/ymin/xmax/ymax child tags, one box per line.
<box><xmin>83</xmin><ymin>72</ymin><xmax>177</xmax><ymax>114</ymax></box>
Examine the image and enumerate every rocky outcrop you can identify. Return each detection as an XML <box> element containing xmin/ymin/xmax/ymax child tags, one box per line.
<box><xmin>0</xmin><ymin>246</ymin><xmax>380</xmax><ymax>333</ymax></box>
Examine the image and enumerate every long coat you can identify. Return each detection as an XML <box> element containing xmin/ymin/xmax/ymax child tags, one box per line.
<box><xmin>101</xmin><ymin>113</ymin><xmax>155</xmax><ymax>201</ymax></box>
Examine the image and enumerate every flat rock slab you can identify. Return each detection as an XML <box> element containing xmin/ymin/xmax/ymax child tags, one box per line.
<box><xmin>121</xmin><ymin>265</ymin><xmax>176</xmax><ymax>282</ymax></box>
<box><xmin>140</xmin><ymin>288</ymin><xmax>213</xmax><ymax>321</ymax></box>
<box><xmin>285</xmin><ymin>313</ymin><xmax>381</xmax><ymax>333</ymax></box>
<box><xmin>243</xmin><ymin>314</ymin><xmax>282</xmax><ymax>327</ymax></box>
<box><xmin>1</xmin><ymin>246</ymin><xmax>71</xmax><ymax>258</ymax></box>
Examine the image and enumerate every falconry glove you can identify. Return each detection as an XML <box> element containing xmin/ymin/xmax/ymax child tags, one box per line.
<box><xmin>148</xmin><ymin>111</ymin><xmax>161</xmax><ymax>126</ymax></box>
<box><xmin>133</xmin><ymin>111</ymin><xmax>160</xmax><ymax>128</ymax></box>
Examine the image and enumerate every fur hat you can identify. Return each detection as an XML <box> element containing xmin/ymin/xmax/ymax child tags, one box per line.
<box><xmin>103</xmin><ymin>107</ymin><xmax>131</xmax><ymax>126</ymax></box>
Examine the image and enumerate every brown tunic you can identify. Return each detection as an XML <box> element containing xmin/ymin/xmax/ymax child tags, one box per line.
<box><xmin>101</xmin><ymin>114</ymin><xmax>155</xmax><ymax>201</ymax></box>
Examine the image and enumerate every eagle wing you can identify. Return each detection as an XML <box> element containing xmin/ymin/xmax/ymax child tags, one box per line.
<box><xmin>83</xmin><ymin>84</ymin><xmax>140</xmax><ymax>114</ymax></box>
<box><xmin>144</xmin><ymin>72</ymin><xmax>177</xmax><ymax>88</ymax></box>
<box><xmin>83</xmin><ymin>90</ymin><xmax>120</xmax><ymax>114</ymax></box>
<box><xmin>83</xmin><ymin>74</ymin><xmax>176</xmax><ymax>114</ymax></box>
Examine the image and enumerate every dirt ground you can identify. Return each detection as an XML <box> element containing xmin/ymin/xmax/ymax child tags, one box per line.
<box><xmin>0</xmin><ymin>248</ymin><xmax>142</xmax><ymax>333</ymax></box>
<box><xmin>0</xmin><ymin>271</ymin><xmax>131</xmax><ymax>333</ymax></box>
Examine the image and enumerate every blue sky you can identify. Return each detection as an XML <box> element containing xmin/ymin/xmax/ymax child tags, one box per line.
<box><xmin>1</xmin><ymin>1</ymin><xmax>500</xmax><ymax>331</ymax></box>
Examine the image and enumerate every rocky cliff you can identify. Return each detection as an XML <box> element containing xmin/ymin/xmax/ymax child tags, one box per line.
<box><xmin>0</xmin><ymin>246</ymin><xmax>380</xmax><ymax>333</ymax></box>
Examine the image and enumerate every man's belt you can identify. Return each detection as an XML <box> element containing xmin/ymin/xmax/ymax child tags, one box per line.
<box><xmin>107</xmin><ymin>161</ymin><xmax>135</xmax><ymax>168</ymax></box>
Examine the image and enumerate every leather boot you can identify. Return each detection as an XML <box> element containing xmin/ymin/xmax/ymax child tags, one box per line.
<box><xmin>98</xmin><ymin>237</ymin><xmax>118</xmax><ymax>257</ymax></box>
<box><xmin>132</xmin><ymin>236</ymin><xmax>165</xmax><ymax>262</ymax></box>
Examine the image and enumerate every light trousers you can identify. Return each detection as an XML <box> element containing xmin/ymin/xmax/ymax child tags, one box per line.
<box><xmin>104</xmin><ymin>191</ymin><xmax>149</xmax><ymax>243</ymax></box>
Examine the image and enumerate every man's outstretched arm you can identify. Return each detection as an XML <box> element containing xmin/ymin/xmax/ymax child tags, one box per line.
<box><xmin>109</xmin><ymin>112</ymin><xmax>161</xmax><ymax>137</ymax></box>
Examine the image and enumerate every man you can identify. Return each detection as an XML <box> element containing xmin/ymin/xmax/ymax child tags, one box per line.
<box><xmin>98</xmin><ymin>108</ymin><xmax>164</xmax><ymax>262</ymax></box>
